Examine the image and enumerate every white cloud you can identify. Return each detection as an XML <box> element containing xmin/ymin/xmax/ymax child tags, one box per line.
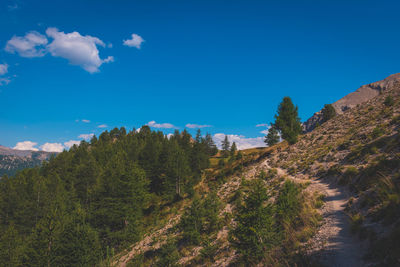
<box><xmin>45</xmin><ymin>27</ymin><xmax>113</xmax><ymax>73</ymax></box>
<box><xmin>81</xmin><ymin>119</ymin><xmax>90</xmax><ymax>123</ymax></box>
<box><xmin>0</xmin><ymin>78</ymin><xmax>11</xmax><ymax>86</ymax></box>
<box><xmin>147</xmin><ymin>120</ymin><xmax>176</xmax><ymax>129</ymax></box>
<box><xmin>98</xmin><ymin>124</ymin><xmax>108</xmax><ymax>128</ymax></box>
<box><xmin>40</xmin><ymin>142</ymin><xmax>64</xmax><ymax>152</ymax></box>
<box><xmin>123</xmin><ymin>33</ymin><xmax>144</xmax><ymax>49</ymax></box>
<box><xmin>6</xmin><ymin>28</ymin><xmax>114</xmax><ymax>73</ymax></box>
<box><xmin>260</xmin><ymin>129</ymin><xmax>269</xmax><ymax>135</ymax></box>
<box><xmin>5</xmin><ymin>31</ymin><xmax>48</xmax><ymax>57</ymax></box>
<box><xmin>78</xmin><ymin>133</ymin><xmax>94</xmax><ymax>140</ymax></box>
<box><xmin>213</xmin><ymin>133</ymin><xmax>266</xmax><ymax>150</ymax></box>
<box><xmin>185</xmin><ymin>123</ymin><xmax>212</xmax><ymax>129</ymax></box>
<box><xmin>256</xmin><ymin>123</ymin><xmax>269</xmax><ymax>127</ymax></box>
<box><xmin>64</xmin><ymin>140</ymin><xmax>80</xmax><ymax>149</ymax></box>
<box><xmin>0</xmin><ymin>64</ymin><xmax>8</xmax><ymax>75</ymax></box>
<box><xmin>13</xmin><ymin>141</ymin><xmax>39</xmax><ymax>151</ymax></box>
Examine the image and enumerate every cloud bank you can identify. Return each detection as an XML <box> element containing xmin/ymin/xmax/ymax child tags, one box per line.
<box><xmin>213</xmin><ymin>133</ymin><xmax>266</xmax><ymax>150</ymax></box>
<box><xmin>40</xmin><ymin>142</ymin><xmax>64</xmax><ymax>152</ymax></box>
<box><xmin>64</xmin><ymin>140</ymin><xmax>81</xmax><ymax>149</ymax></box>
<box><xmin>13</xmin><ymin>141</ymin><xmax>39</xmax><ymax>151</ymax></box>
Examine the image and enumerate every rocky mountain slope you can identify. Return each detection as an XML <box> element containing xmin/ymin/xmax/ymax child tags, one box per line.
<box><xmin>303</xmin><ymin>73</ymin><xmax>400</xmax><ymax>132</ymax></box>
<box><xmin>115</xmin><ymin>76</ymin><xmax>400</xmax><ymax>266</ymax></box>
<box><xmin>0</xmin><ymin>145</ymin><xmax>55</xmax><ymax>177</ymax></box>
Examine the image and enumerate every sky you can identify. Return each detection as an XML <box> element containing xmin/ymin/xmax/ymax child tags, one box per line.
<box><xmin>1</xmin><ymin>0</ymin><xmax>400</xmax><ymax>151</ymax></box>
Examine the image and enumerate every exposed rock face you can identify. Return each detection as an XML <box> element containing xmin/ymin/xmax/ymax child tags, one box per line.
<box><xmin>303</xmin><ymin>73</ymin><xmax>400</xmax><ymax>132</ymax></box>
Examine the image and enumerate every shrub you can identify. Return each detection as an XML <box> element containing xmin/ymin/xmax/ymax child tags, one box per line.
<box><xmin>266</xmin><ymin>168</ymin><xmax>278</xmax><ymax>179</ymax></box>
<box><xmin>345</xmin><ymin>166</ymin><xmax>358</xmax><ymax>176</ymax></box>
<box><xmin>371</xmin><ymin>126</ymin><xmax>385</xmax><ymax>139</ymax></box>
<box><xmin>384</xmin><ymin>95</ymin><xmax>394</xmax><ymax>106</ymax></box>
<box><xmin>390</xmin><ymin>115</ymin><xmax>400</xmax><ymax>125</ymax></box>
<box><xmin>199</xmin><ymin>239</ymin><xmax>218</xmax><ymax>263</ymax></box>
<box><xmin>258</xmin><ymin>170</ymin><xmax>267</xmax><ymax>180</ymax></box>
<box><xmin>339</xmin><ymin>166</ymin><xmax>358</xmax><ymax>185</ymax></box>
<box><xmin>315</xmin><ymin>194</ymin><xmax>325</xmax><ymax>209</ymax></box>
<box><xmin>156</xmin><ymin>240</ymin><xmax>180</xmax><ymax>267</ymax></box>
<box><xmin>276</xmin><ymin>180</ymin><xmax>302</xmax><ymax>229</ymax></box>
<box><xmin>350</xmin><ymin>213</ymin><xmax>364</xmax><ymax>234</ymax></box>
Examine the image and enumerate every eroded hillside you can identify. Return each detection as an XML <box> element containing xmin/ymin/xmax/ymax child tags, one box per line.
<box><xmin>116</xmin><ymin>81</ymin><xmax>400</xmax><ymax>266</ymax></box>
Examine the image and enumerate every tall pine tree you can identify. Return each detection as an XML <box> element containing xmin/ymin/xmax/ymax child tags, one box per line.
<box><xmin>274</xmin><ymin>97</ymin><xmax>302</xmax><ymax>144</ymax></box>
<box><xmin>221</xmin><ymin>135</ymin><xmax>230</xmax><ymax>157</ymax></box>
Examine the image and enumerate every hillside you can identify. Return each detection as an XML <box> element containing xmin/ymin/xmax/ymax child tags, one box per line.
<box><xmin>0</xmin><ymin>76</ymin><xmax>399</xmax><ymax>266</ymax></box>
<box><xmin>303</xmin><ymin>73</ymin><xmax>400</xmax><ymax>132</ymax></box>
<box><xmin>0</xmin><ymin>146</ymin><xmax>55</xmax><ymax>177</ymax></box>
<box><xmin>114</xmin><ymin>77</ymin><xmax>400</xmax><ymax>266</ymax></box>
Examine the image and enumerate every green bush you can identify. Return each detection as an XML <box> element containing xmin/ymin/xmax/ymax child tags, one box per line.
<box><xmin>156</xmin><ymin>240</ymin><xmax>180</xmax><ymax>267</ymax></box>
<box><xmin>276</xmin><ymin>180</ymin><xmax>302</xmax><ymax>229</ymax></box>
<box><xmin>384</xmin><ymin>95</ymin><xmax>394</xmax><ymax>106</ymax></box>
<box><xmin>199</xmin><ymin>239</ymin><xmax>218</xmax><ymax>263</ymax></box>
<box><xmin>371</xmin><ymin>126</ymin><xmax>385</xmax><ymax>139</ymax></box>
<box><xmin>390</xmin><ymin>115</ymin><xmax>400</xmax><ymax>125</ymax></box>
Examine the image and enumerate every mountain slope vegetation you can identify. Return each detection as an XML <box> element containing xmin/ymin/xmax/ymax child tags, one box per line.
<box><xmin>0</xmin><ymin>127</ymin><xmax>216</xmax><ymax>266</ymax></box>
<box><xmin>1</xmin><ymin>77</ymin><xmax>399</xmax><ymax>266</ymax></box>
<box><xmin>115</xmin><ymin>79</ymin><xmax>400</xmax><ymax>266</ymax></box>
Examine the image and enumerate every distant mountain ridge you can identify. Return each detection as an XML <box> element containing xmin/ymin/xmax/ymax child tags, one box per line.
<box><xmin>303</xmin><ymin>73</ymin><xmax>400</xmax><ymax>132</ymax></box>
<box><xmin>0</xmin><ymin>145</ymin><xmax>55</xmax><ymax>177</ymax></box>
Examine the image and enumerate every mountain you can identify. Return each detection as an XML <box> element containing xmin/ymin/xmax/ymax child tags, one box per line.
<box><xmin>115</xmin><ymin>74</ymin><xmax>400</xmax><ymax>266</ymax></box>
<box><xmin>0</xmin><ymin>74</ymin><xmax>399</xmax><ymax>266</ymax></box>
<box><xmin>303</xmin><ymin>73</ymin><xmax>400</xmax><ymax>132</ymax></box>
<box><xmin>0</xmin><ymin>145</ymin><xmax>55</xmax><ymax>177</ymax></box>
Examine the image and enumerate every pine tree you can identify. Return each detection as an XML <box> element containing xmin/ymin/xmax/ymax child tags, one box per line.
<box><xmin>202</xmin><ymin>191</ymin><xmax>221</xmax><ymax>233</ymax></box>
<box><xmin>179</xmin><ymin>196</ymin><xmax>203</xmax><ymax>245</ymax></box>
<box><xmin>264</xmin><ymin>124</ymin><xmax>279</xmax><ymax>146</ymax></box>
<box><xmin>0</xmin><ymin>224</ymin><xmax>22</xmax><ymax>266</ymax></box>
<box><xmin>221</xmin><ymin>135</ymin><xmax>230</xmax><ymax>157</ymax></box>
<box><xmin>230</xmin><ymin>179</ymin><xmax>277</xmax><ymax>264</ymax></box>
<box><xmin>230</xmin><ymin>142</ymin><xmax>237</xmax><ymax>158</ymax></box>
<box><xmin>274</xmin><ymin>97</ymin><xmax>302</xmax><ymax>144</ymax></box>
<box><xmin>321</xmin><ymin>104</ymin><xmax>336</xmax><ymax>123</ymax></box>
<box><xmin>204</xmin><ymin>133</ymin><xmax>218</xmax><ymax>156</ymax></box>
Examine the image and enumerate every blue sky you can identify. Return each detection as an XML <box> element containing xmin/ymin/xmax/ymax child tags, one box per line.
<box><xmin>1</xmin><ymin>0</ymin><xmax>400</xmax><ymax>151</ymax></box>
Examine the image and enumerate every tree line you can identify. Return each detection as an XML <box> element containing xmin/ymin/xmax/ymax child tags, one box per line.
<box><xmin>0</xmin><ymin>126</ymin><xmax>216</xmax><ymax>266</ymax></box>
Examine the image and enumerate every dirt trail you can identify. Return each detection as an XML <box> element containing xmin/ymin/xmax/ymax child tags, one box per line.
<box><xmin>306</xmin><ymin>179</ymin><xmax>367</xmax><ymax>267</ymax></box>
<box><xmin>115</xmin><ymin>157</ymin><xmax>367</xmax><ymax>267</ymax></box>
<box><xmin>265</xmin><ymin>160</ymin><xmax>367</xmax><ymax>267</ymax></box>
